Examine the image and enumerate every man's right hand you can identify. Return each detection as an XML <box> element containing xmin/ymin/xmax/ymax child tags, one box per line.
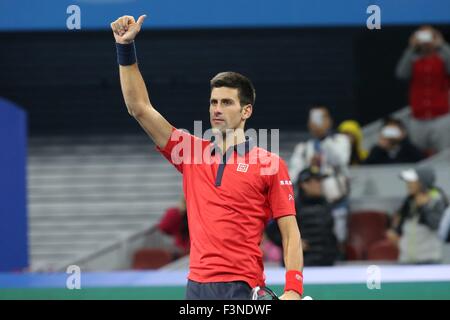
<box><xmin>409</xmin><ymin>32</ymin><xmax>420</xmax><ymax>50</ymax></box>
<box><xmin>112</xmin><ymin>13</ymin><xmax>173</xmax><ymax>149</ymax></box>
<box><xmin>111</xmin><ymin>15</ymin><xmax>146</xmax><ymax>44</ymax></box>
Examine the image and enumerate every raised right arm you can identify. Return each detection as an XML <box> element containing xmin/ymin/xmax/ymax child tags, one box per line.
<box><xmin>111</xmin><ymin>15</ymin><xmax>173</xmax><ymax>148</ymax></box>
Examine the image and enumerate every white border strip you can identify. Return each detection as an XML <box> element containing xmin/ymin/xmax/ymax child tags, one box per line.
<box><xmin>266</xmin><ymin>265</ymin><xmax>450</xmax><ymax>285</ymax></box>
<box><xmin>2</xmin><ymin>264</ymin><xmax>450</xmax><ymax>288</ymax></box>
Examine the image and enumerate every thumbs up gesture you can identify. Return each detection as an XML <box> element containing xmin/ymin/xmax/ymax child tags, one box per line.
<box><xmin>111</xmin><ymin>15</ymin><xmax>146</xmax><ymax>44</ymax></box>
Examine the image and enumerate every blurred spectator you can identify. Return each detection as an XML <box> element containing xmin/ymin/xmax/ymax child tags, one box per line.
<box><xmin>289</xmin><ymin>106</ymin><xmax>351</xmax><ymax>246</ymax></box>
<box><xmin>396</xmin><ymin>26</ymin><xmax>450</xmax><ymax>152</ymax></box>
<box><xmin>338</xmin><ymin>120</ymin><xmax>368</xmax><ymax>165</ymax></box>
<box><xmin>158</xmin><ymin>195</ymin><xmax>190</xmax><ymax>256</ymax></box>
<box><xmin>364</xmin><ymin>117</ymin><xmax>426</xmax><ymax>164</ymax></box>
<box><xmin>132</xmin><ymin>196</ymin><xmax>189</xmax><ymax>270</ymax></box>
<box><xmin>266</xmin><ymin>166</ymin><xmax>338</xmax><ymax>266</ymax></box>
<box><xmin>386</xmin><ymin>167</ymin><xmax>447</xmax><ymax>264</ymax></box>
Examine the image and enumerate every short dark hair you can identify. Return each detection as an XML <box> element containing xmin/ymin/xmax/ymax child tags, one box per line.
<box><xmin>383</xmin><ymin>117</ymin><xmax>405</xmax><ymax>130</ymax></box>
<box><xmin>210</xmin><ymin>72</ymin><xmax>256</xmax><ymax>107</ymax></box>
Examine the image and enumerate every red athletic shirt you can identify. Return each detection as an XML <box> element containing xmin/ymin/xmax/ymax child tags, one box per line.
<box><xmin>158</xmin><ymin>207</ymin><xmax>190</xmax><ymax>253</ymax></box>
<box><xmin>410</xmin><ymin>54</ymin><xmax>450</xmax><ymax>119</ymax></box>
<box><xmin>156</xmin><ymin>128</ymin><xmax>296</xmax><ymax>288</ymax></box>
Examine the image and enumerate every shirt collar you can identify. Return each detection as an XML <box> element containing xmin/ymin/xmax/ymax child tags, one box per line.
<box><xmin>210</xmin><ymin>136</ymin><xmax>256</xmax><ymax>156</ymax></box>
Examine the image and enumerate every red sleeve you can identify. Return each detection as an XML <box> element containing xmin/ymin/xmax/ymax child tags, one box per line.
<box><xmin>158</xmin><ymin>208</ymin><xmax>182</xmax><ymax>235</ymax></box>
<box><xmin>265</xmin><ymin>156</ymin><xmax>297</xmax><ymax>220</ymax></box>
<box><xmin>156</xmin><ymin>128</ymin><xmax>204</xmax><ymax>173</ymax></box>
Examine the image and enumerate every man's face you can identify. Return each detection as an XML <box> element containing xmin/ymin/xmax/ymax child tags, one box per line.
<box><xmin>380</xmin><ymin>124</ymin><xmax>405</xmax><ymax>149</ymax></box>
<box><xmin>406</xmin><ymin>181</ymin><xmax>421</xmax><ymax>195</ymax></box>
<box><xmin>416</xmin><ymin>26</ymin><xmax>438</xmax><ymax>54</ymax></box>
<box><xmin>209</xmin><ymin>87</ymin><xmax>252</xmax><ymax>133</ymax></box>
<box><xmin>308</xmin><ymin>108</ymin><xmax>332</xmax><ymax>138</ymax></box>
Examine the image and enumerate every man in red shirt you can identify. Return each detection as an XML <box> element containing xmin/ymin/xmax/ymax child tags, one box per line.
<box><xmin>396</xmin><ymin>26</ymin><xmax>450</xmax><ymax>152</ymax></box>
<box><xmin>111</xmin><ymin>15</ymin><xmax>304</xmax><ymax>300</ymax></box>
<box><xmin>158</xmin><ymin>196</ymin><xmax>190</xmax><ymax>255</ymax></box>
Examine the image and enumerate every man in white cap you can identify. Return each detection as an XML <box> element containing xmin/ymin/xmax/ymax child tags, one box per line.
<box><xmin>386</xmin><ymin>166</ymin><xmax>448</xmax><ymax>263</ymax></box>
<box><xmin>364</xmin><ymin>117</ymin><xmax>425</xmax><ymax>164</ymax></box>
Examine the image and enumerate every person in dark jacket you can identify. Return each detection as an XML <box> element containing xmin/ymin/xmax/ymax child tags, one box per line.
<box><xmin>266</xmin><ymin>166</ymin><xmax>338</xmax><ymax>266</ymax></box>
<box><xmin>386</xmin><ymin>166</ymin><xmax>447</xmax><ymax>263</ymax></box>
<box><xmin>364</xmin><ymin>117</ymin><xmax>426</xmax><ymax>165</ymax></box>
<box><xmin>158</xmin><ymin>196</ymin><xmax>190</xmax><ymax>255</ymax></box>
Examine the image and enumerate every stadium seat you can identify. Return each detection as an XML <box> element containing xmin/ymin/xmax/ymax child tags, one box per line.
<box><xmin>423</xmin><ymin>148</ymin><xmax>437</xmax><ymax>158</ymax></box>
<box><xmin>367</xmin><ymin>239</ymin><xmax>399</xmax><ymax>261</ymax></box>
<box><xmin>132</xmin><ymin>248</ymin><xmax>173</xmax><ymax>269</ymax></box>
<box><xmin>345</xmin><ymin>211</ymin><xmax>389</xmax><ymax>260</ymax></box>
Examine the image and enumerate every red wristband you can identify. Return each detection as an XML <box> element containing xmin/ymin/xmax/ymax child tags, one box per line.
<box><xmin>284</xmin><ymin>270</ymin><xmax>303</xmax><ymax>296</ymax></box>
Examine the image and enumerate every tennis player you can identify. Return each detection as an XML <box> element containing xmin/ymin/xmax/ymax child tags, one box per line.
<box><xmin>111</xmin><ymin>14</ymin><xmax>304</xmax><ymax>300</ymax></box>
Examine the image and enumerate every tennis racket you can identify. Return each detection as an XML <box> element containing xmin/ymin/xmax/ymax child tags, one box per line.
<box><xmin>251</xmin><ymin>286</ymin><xmax>279</xmax><ymax>300</ymax></box>
<box><xmin>251</xmin><ymin>286</ymin><xmax>314</xmax><ymax>300</ymax></box>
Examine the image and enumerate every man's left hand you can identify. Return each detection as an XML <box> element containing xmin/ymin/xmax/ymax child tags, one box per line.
<box><xmin>279</xmin><ymin>290</ymin><xmax>302</xmax><ymax>300</ymax></box>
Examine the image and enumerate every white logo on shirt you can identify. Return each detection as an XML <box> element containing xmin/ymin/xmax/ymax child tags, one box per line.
<box><xmin>288</xmin><ymin>194</ymin><xmax>294</xmax><ymax>201</ymax></box>
<box><xmin>237</xmin><ymin>163</ymin><xmax>249</xmax><ymax>173</ymax></box>
<box><xmin>280</xmin><ymin>180</ymin><xmax>292</xmax><ymax>185</ymax></box>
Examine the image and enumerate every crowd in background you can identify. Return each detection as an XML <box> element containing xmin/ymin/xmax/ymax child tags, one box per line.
<box><xmin>263</xmin><ymin>25</ymin><xmax>450</xmax><ymax>267</ymax></box>
<box><xmin>139</xmin><ymin>25</ymin><xmax>450</xmax><ymax>269</ymax></box>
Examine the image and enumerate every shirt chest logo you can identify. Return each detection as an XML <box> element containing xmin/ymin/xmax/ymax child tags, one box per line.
<box><xmin>236</xmin><ymin>163</ymin><xmax>249</xmax><ymax>173</ymax></box>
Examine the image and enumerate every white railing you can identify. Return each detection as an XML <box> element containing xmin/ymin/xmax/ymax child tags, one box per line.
<box><xmin>35</xmin><ymin>226</ymin><xmax>175</xmax><ymax>272</ymax></box>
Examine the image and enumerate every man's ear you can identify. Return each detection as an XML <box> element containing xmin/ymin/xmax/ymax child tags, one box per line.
<box><xmin>242</xmin><ymin>104</ymin><xmax>253</xmax><ymax>119</ymax></box>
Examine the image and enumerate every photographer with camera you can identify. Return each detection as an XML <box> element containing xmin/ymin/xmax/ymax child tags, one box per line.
<box><xmin>396</xmin><ymin>26</ymin><xmax>450</xmax><ymax>153</ymax></box>
<box><xmin>364</xmin><ymin>117</ymin><xmax>425</xmax><ymax>165</ymax></box>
